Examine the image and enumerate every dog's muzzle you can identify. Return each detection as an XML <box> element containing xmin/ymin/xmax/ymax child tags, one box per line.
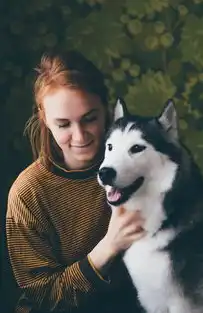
<box><xmin>98</xmin><ymin>166</ymin><xmax>144</xmax><ymax>206</ymax></box>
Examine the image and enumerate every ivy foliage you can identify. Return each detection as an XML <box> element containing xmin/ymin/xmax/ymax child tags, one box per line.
<box><xmin>1</xmin><ymin>0</ymin><xmax>203</xmax><ymax>171</ymax></box>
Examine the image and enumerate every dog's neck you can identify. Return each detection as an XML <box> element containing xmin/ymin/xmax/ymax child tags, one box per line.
<box><xmin>121</xmin><ymin>158</ymin><xmax>178</xmax><ymax>234</ymax></box>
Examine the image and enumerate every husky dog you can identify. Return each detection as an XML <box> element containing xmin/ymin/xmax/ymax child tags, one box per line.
<box><xmin>98</xmin><ymin>98</ymin><xmax>203</xmax><ymax>313</ymax></box>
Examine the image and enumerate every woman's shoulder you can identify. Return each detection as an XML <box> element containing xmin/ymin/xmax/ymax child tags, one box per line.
<box><xmin>9</xmin><ymin>159</ymin><xmax>47</xmax><ymax>193</ymax></box>
<box><xmin>7</xmin><ymin>159</ymin><xmax>60</xmax><ymax>209</ymax></box>
<box><xmin>7</xmin><ymin>160</ymin><xmax>52</xmax><ymax>226</ymax></box>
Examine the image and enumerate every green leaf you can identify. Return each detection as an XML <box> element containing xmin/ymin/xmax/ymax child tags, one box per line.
<box><xmin>169</xmin><ymin>0</ymin><xmax>186</xmax><ymax>7</ymax></box>
<box><xmin>121</xmin><ymin>58</ymin><xmax>131</xmax><ymax>70</ymax></box>
<box><xmin>125</xmin><ymin>70</ymin><xmax>177</xmax><ymax>115</ymax></box>
<box><xmin>124</xmin><ymin>1</ymin><xmax>149</xmax><ymax>17</ymax></box>
<box><xmin>179</xmin><ymin>14</ymin><xmax>203</xmax><ymax>69</ymax></box>
<box><xmin>168</xmin><ymin>59</ymin><xmax>181</xmax><ymax>77</ymax></box>
<box><xmin>150</xmin><ymin>0</ymin><xmax>169</xmax><ymax>11</ymax></box>
<box><xmin>127</xmin><ymin>19</ymin><xmax>143</xmax><ymax>36</ymax></box>
<box><xmin>192</xmin><ymin>109</ymin><xmax>202</xmax><ymax>119</ymax></box>
<box><xmin>160</xmin><ymin>32</ymin><xmax>174</xmax><ymax>48</ymax></box>
<box><xmin>154</xmin><ymin>21</ymin><xmax>165</xmax><ymax>34</ymax></box>
<box><xmin>112</xmin><ymin>69</ymin><xmax>126</xmax><ymax>82</ymax></box>
<box><xmin>179</xmin><ymin>119</ymin><xmax>188</xmax><ymax>130</ymax></box>
<box><xmin>173</xmin><ymin>98</ymin><xmax>190</xmax><ymax>117</ymax></box>
<box><xmin>120</xmin><ymin>14</ymin><xmax>130</xmax><ymax>24</ymax></box>
<box><xmin>199</xmin><ymin>73</ymin><xmax>203</xmax><ymax>82</ymax></box>
<box><xmin>65</xmin><ymin>2</ymin><xmax>132</xmax><ymax>72</ymax></box>
<box><xmin>178</xmin><ymin>5</ymin><xmax>188</xmax><ymax>16</ymax></box>
<box><xmin>145</xmin><ymin>36</ymin><xmax>159</xmax><ymax>50</ymax></box>
<box><xmin>124</xmin><ymin>0</ymin><xmax>169</xmax><ymax>17</ymax></box>
<box><xmin>193</xmin><ymin>0</ymin><xmax>203</xmax><ymax>4</ymax></box>
<box><xmin>129</xmin><ymin>64</ymin><xmax>140</xmax><ymax>77</ymax></box>
<box><xmin>182</xmin><ymin>129</ymin><xmax>203</xmax><ymax>171</ymax></box>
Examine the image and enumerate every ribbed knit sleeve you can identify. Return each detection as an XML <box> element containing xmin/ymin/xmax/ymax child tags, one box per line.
<box><xmin>6</xmin><ymin>184</ymin><xmax>110</xmax><ymax>312</ymax></box>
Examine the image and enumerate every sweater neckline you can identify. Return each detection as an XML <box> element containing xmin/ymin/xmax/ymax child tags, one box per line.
<box><xmin>41</xmin><ymin>155</ymin><xmax>103</xmax><ymax>180</ymax></box>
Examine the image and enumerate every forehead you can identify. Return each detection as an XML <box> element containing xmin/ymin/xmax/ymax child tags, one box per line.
<box><xmin>107</xmin><ymin>122</ymin><xmax>147</xmax><ymax>146</ymax></box>
<box><xmin>43</xmin><ymin>87</ymin><xmax>102</xmax><ymax>120</ymax></box>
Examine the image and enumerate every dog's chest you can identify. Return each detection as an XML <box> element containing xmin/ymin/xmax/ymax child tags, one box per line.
<box><xmin>123</xmin><ymin>231</ymin><xmax>178</xmax><ymax>312</ymax></box>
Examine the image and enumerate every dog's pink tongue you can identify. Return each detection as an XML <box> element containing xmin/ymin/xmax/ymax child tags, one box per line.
<box><xmin>107</xmin><ymin>188</ymin><xmax>121</xmax><ymax>202</ymax></box>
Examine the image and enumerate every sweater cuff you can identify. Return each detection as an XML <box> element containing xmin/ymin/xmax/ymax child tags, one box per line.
<box><xmin>79</xmin><ymin>256</ymin><xmax>111</xmax><ymax>290</ymax></box>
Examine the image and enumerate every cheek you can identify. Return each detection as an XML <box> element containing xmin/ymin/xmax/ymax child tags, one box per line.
<box><xmin>52</xmin><ymin>129</ymin><xmax>71</xmax><ymax>146</ymax></box>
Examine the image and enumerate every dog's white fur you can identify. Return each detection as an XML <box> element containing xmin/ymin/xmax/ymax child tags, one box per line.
<box><xmin>98</xmin><ymin>100</ymin><xmax>200</xmax><ymax>313</ymax></box>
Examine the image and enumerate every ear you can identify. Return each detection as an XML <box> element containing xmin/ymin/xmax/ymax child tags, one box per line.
<box><xmin>113</xmin><ymin>98</ymin><xmax>128</xmax><ymax>121</ymax></box>
<box><xmin>158</xmin><ymin>99</ymin><xmax>178</xmax><ymax>140</ymax></box>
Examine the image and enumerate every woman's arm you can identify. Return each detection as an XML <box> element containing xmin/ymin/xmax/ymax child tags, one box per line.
<box><xmin>6</xmin><ymin>190</ymin><xmax>111</xmax><ymax>312</ymax></box>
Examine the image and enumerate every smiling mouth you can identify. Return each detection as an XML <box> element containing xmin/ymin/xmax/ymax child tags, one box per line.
<box><xmin>71</xmin><ymin>141</ymin><xmax>93</xmax><ymax>148</ymax></box>
<box><xmin>106</xmin><ymin>177</ymin><xmax>144</xmax><ymax>206</ymax></box>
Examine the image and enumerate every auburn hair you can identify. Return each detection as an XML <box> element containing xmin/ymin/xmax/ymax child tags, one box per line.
<box><xmin>24</xmin><ymin>50</ymin><xmax>109</xmax><ymax>166</ymax></box>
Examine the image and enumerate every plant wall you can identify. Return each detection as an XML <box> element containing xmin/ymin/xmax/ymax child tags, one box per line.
<box><xmin>1</xmin><ymin>0</ymin><xmax>203</xmax><ymax>176</ymax></box>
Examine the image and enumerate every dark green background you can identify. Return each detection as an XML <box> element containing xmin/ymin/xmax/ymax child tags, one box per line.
<box><xmin>1</xmin><ymin>0</ymin><xmax>203</xmax><ymax>311</ymax></box>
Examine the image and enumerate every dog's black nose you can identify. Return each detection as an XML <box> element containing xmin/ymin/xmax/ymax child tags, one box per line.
<box><xmin>99</xmin><ymin>167</ymin><xmax>116</xmax><ymax>185</ymax></box>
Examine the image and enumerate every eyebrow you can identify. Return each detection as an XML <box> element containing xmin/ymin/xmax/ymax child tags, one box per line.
<box><xmin>54</xmin><ymin>109</ymin><xmax>99</xmax><ymax>123</ymax></box>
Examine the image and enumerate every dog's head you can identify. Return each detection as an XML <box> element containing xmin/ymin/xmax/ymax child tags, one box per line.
<box><xmin>98</xmin><ymin>98</ymin><xmax>180</xmax><ymax>207</ymax></box>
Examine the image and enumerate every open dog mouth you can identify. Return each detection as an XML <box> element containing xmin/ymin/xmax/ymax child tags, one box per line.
<box><xmin>106</xmin><ymin>176</ymin><xmax>144</xmax><ymax>206</ymax></box>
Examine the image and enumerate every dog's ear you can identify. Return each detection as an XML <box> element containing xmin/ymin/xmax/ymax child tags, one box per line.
<box><xmin>158</xmin><ymin>99</ymin><xmax>178</xmax><ymax>140</ymax></box>
<box><xmin>114</xmin><ymin>98</ymin><xmax>128</xmax><ymax>121</ymax></box>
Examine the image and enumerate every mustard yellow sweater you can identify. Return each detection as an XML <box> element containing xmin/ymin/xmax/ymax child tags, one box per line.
<box><xmin>6</xmin><ymin>158</ymin><xmax>141</xmax><ymax>313</ymax></box>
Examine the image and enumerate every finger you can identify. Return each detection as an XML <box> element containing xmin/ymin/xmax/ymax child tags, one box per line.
<box><xmin>128</xmin><ymin>230</ymin><xmax>147</xmax><ymax>243</ymax></box>
<box><xmin>121</xmin><ymin>213</ymin><xmax>145</xmax><ymax>228</ymax></box>
<box><xmin>123</xmin><ymin>223</ymin><xmax>145</xmax><ymax>236</ymax></box>
<box><xmin>122</xmin><ymin>209</ymin><xmax>142</xmax><ymax>221</ymax></box>
<box><xmin>111</xmin><ymin>206</ymin><xmax>126</xmax><ymax>217</ymax></box>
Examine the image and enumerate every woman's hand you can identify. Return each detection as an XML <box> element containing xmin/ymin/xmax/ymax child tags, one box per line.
<box><xmin>88</xmin><ymin>207</ymin><xmax>145</xmax><ymax>275</ymax></box>
<box><xmin>103</xmin><ymin>206</ymin><xmax>145</xmax><ymax>256</ymax></box>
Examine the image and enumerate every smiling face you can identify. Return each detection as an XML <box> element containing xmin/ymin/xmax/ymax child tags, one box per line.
<box><xmin>42</xmin><ymin>87</ymin><xmax>106</xmax><ymax>170</ymax></box>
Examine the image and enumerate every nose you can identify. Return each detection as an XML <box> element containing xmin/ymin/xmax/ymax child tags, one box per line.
<box><xmin>98</xmin><ymin>167</ymin><xmax>116</xmax><ymax>185</ymax></box>
<box><xmin>72</xmin><ymin>124</ymin><xmax>86</xmax><ymax>143</ymax></box>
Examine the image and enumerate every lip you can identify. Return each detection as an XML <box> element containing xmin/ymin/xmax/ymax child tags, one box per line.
<box><xmin>71</xmin><ymin>140</ymin><xmax>94</xmax><ymax>148</ymax></box>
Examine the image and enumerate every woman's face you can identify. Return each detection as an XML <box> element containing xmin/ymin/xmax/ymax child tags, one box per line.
<box><xmin>42</xmin><ymin>87</ymin><xmax>106</xmax><ymax>170</ymax></box>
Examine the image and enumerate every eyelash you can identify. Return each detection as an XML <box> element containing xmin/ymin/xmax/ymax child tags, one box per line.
<box><xmin>84</xmin><ymin>116</ymin><xmax>97</xmax><ymax>123</ymax></box>
<box><xmin>58</xmin><ymin>123</ymin><xmax>70</xmax><ymax>129</ymax></box>
<box><xmin>58</xmin><ymin>116</ymin><xmax>97</xmax><ymax>128</ymax></box>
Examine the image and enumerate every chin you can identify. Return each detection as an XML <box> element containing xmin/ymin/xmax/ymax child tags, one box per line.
<box><xmin>76</xmin><ymin>146</ymin><xmax>100</xmax><ymax>159</ymax></box>
<box><xmin>79</xmin><ymin>154</ymin><xmax>98</xmax><ymax>164</ymax></box>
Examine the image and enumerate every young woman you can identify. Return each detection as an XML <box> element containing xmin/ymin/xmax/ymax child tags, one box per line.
<box><xmin>6</xmin><ymin>50</ymin><xmax>145</xmax><ymax>313</ymax></box>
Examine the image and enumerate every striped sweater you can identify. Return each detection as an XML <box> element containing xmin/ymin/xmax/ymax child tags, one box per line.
<box><xmin>6</xmin><ymin>158</ymin><xmax>141</xmax><ymax>313</ymax></box>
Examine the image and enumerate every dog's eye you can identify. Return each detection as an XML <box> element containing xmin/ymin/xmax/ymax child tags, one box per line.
<box><xmin>107</xmin><ymin>143</ymin><xmax>113</xmax><ymax>151</ymax></box>
<box><xmin>129</xmin><ymin>144</ymin><xmax>146</xmax><ymax>154</ymax></box>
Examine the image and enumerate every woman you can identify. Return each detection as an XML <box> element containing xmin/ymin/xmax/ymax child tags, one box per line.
<box><xmin>6</xmin><ymin>50</ymin><xmax>145</xmax><ymax>313</ymax></box>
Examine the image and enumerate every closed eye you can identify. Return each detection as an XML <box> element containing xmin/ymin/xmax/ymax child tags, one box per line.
<box><xmin>129</xmin><ymin>144</ymin><xmax>146</xmax><ymax>154</ymax></box>
<box><xmin>58</xmin><ymin>122</ymin><xmax>70</xmax><ymax>128</ymax></box>
<box><xmin>57</xmin><ymin>115</ymin><xmax>97</xmax><ymax>129</ymax></box>
<box><xmin>82</xmin><ymin>115</ymin><xmax>97</xmax><ymax>124</ymax></box>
